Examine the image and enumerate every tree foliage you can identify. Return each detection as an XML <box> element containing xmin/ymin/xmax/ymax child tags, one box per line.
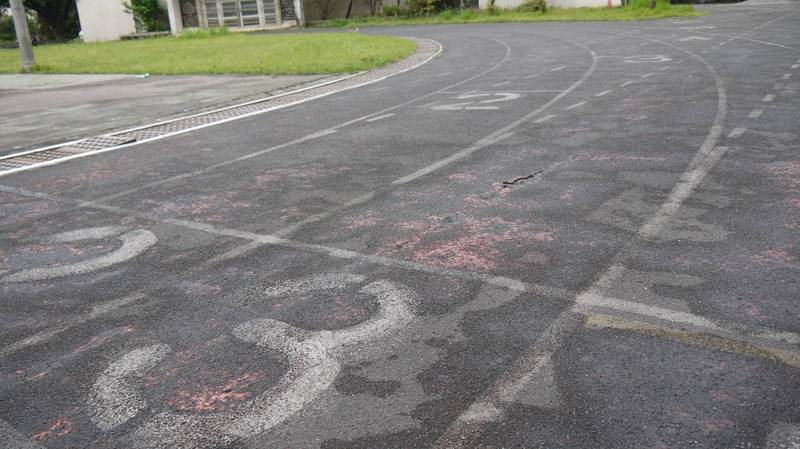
<box><xmin>0</xmin><ymin>0</ymin><xmax>80</xmax><ymax>41</ymax></box>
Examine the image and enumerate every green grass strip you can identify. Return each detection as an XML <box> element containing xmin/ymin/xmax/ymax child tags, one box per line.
<box><xmin>0</xmin><ymin>32</ymin><xmax>417</xmax><ymax>75</ymax></box>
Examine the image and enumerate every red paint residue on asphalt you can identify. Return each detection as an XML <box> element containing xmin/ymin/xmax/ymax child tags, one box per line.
<box><xmin>31</xmin><ymin>417</ymin><xmax>73</xmax><ymax>442</ymax></box>
<box><xmin>346</xmin><ymin>210</ymin><xmax>383</xmax><ymax>229</ymax></box>
<box><xmin>327</xmin><ymin>295</ymin><xmax>369</xmax><ymax>323</ymax></box>
<box><xmin>144</xmin><ymin>191</ymin><xmax>251</xmax><ymax>223</ymax></box>
<box><xmin>769</xmin><ymin>160</ymin><xmax>800</xmax><ymax>192</ymax></box>
<box><xmin>753</xmin><ymin>247</ymin><xmax>797</xmax><ymax>266</ymax></box>
<box><xmin>386</xmin><ymin>216</ymin><xmax>555</xmax><ymax>272</ymax></box>
<box><xmin>447</xmin><ymin>172</ymin><xmax>477</xmax><ymax>182</ymax></box>
<box><xmin>167</xmin><ymin>372</ymin><xmax>264</xmax><ymax>412</ymax></box>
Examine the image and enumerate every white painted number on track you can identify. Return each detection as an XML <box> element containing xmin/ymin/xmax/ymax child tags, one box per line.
<box><xmin>432</xmin><ymin>92</ymin><xmax>521</xmax><ymax>111</ymax></box>
<box><xmin>1</xmin><ymin>226</ymin><xmax>157</xmax><ymax>283</ymax></box>
<box><xmin>87</xmin><ymin>274</ymin><xmax>418</xmax><ymax>448</ymax></box>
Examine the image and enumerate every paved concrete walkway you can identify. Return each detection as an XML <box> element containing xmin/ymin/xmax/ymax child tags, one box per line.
<box><xmin>0</xmin><ymin>73</ymin><xmax>330</xmax><ymax>156</ymax></box>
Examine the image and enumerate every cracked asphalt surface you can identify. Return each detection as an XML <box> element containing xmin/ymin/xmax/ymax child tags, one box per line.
<box><xmin>2</xmin><ymin>0</ymin><xmax>800</xmax><ymax>447</ymax></box>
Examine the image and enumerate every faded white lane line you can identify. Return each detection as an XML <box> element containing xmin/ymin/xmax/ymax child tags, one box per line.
<box><xmin>369</xmin><ymin>86</ymin><xmax>390</xmax><ymax>92</ymax></box>
<box><xmin>748</xmin><ymin>108</ymin><xmax>764</xmax><ymax>118</ymax></box>
<box><xmin>564</xmin><ymin>101</ymin><xmax>587</xmax><ymax>110</ymax></box>
<box><xmin>493</xmin><ymin>81</ymin><xmax>511</xmax><ymax>87</ymax></box>
<box><xmin>435</xmin><ymin>37</ymin><xmax>732</xmax><ymax>449</ymax></box>
<box><xmin>436</xmin><ymin>71</ymin><xmax>453</xmax><ymax>77</ymax></box>
<box><xmin>594</xmin><ymin>90</ymin><xmax>612</xmax><ymax>97</ymax></box>
<box><xmin>641</xmin><ymin>72</ymin><xmax>655</xmax><ymax>78</ymax></box>
<box><xmin>792</xmin><ymin>64</ymin><xmax>800</xmax><ymax>69</ymax></box>
<box><xmin>763</xmin><ymin>94</ymin><xmax>776</xmax><ymax>102</ymax></box>
<box><xmin>621</xmin><ymin>80</ymin><xmax>635</xmax><ymax>87</ymax></box>
<box><xmin>727</xmin><ymin>127</ymin><xmax>746</xmax><ymax>139</ymax></box>
<box><xmin>524</xmin><ymin>73</ymin><xmax>540</xmax><ymax>79</ymax></box>
<box><xmin>533</xmin><ymin>114</ymin><xmax>556</xmax><ymax>124</ymax></box>
<box><xmin>782</xmin><ymin>73</ymin><xmax>792</xmax><ymax>79</ymax></box>
<box><xmin>366</xmin><ymin>113</ymin><xmax>395</xmax><ymax>122</ymax></box>
<box><xmin>659</xmin><ymin>65</ymin><xmax>671</xmax><ymax>71</ymax></box>
<box><xmin>551</xmin><ymin>65</ymin><xmax>565</xmax><ymax>71</ymax></box>
<box><xmin>0</xmin><ymin>293</ymin><xmax>145</xmax><ymax>358</ymax></box>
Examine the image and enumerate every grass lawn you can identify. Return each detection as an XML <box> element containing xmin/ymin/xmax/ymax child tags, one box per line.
<box><xmin>317</xmin><ymin>1</ymin><xmax>701</xmax><ymax>28</ymax></box>
<box><xmin>0</xmin><ymin>31</ymin><xmax>417</xmax><ymax>75</ymax></box>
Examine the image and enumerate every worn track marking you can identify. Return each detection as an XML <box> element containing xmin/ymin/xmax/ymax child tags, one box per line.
<box><xmin>434</xmin><ymin>30</ymin><xmax>732</xmax><ymax>449</ymax></box>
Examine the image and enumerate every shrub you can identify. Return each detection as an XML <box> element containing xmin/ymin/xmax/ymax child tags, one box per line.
<box><xmin>383</xmin><ymin>4</ymin><xmax>407</xmax><ymax>15</ymax></box>
<box><xmin>486</xmin><ymin>0</ymin><xmax>497</xmax><ymax>14</ymax></box>
<box><xmin>123</xmin><ymin>0</ymin><xmax>170</xmax><ymax>32</ymax></box>
<box><xmin>460</xmin><ymin>8</ymin><xmax>476</xmax><ymax>19</ymax></box>
<box><xmin>406</xmin><ymin>0</ymin><xmax>439</xmax><ymax>15</ymax></box>
<box><xmin>0</xmin><ymin>14</ymin><xmax>38</xmax><ymax>42</ymax></box>
<box><xmin>518</xmin><ymin>0</ymin><xmax>546</xmax><ymax>12</ymax></box>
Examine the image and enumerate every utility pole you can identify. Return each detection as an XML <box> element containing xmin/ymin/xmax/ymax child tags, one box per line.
<box><xmin>9</xmin><ymin>0</ymin><xmax>35</xmax><ymax>73</ymax></box>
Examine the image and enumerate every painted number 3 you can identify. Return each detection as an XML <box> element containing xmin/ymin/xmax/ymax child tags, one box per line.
<box><xmin>87</xmin><ymin>273</ymin><xmax>417</xmax><ymax>448</ymax></box>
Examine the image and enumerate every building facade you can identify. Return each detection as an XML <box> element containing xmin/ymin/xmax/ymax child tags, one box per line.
<box><xmin>75</xmin><ymin>0</ymin><xmax>301</xmax><ymax>42</ymax></box>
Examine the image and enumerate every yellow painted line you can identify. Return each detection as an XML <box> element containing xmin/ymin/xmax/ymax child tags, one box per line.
<box><xmin>585</xmin><ymin>313</ymin><xmax>800</xmax><ymax>367</ymax></box>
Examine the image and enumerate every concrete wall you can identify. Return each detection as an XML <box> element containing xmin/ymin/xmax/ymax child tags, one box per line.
<box><xmin>75</xmin><ymin>0</ymin><xmax>137</xmax><ymax>42</ymax></box>
<box><xmin>478</xmin><ymin>0</ymin><xmax>620</xmax><ymax>8</ymax></box>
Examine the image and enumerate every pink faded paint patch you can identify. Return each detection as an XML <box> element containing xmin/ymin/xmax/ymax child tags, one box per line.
<box><xmin>384</xmin><ymin>215</ymin><xmax>554</xmax><ymax>272</ymax></box>
<box><xmin>167</xmin><ymin>372</ymin><xmax>264</xmax><ymax>413</ymax></box>
<box><xmin>769</xmin><ymin>160</ymin><xmax>800</xmax><ymax>193</ymax></box>
<box><xmin>32</xmin><ymin>417</ymin><xmax>73</xmax><ymax>442</ymax></box>
<box><xmin>144</xmin><ymin>191</ymin><xmax>250</xmax><ymax>223</ymax></box>
<box><xmin>753</xmin><ymin>247</ymin><xmax>797</xmax><ymax>267</ymax></box>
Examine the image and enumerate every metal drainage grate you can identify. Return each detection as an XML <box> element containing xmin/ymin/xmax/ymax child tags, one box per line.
<box><xmin>0</xmin><ymin>38</ymin><xmax>442</xmax><ymax>177</ymax></box>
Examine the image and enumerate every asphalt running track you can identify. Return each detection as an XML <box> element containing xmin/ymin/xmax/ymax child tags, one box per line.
<box><xmin>1</xmin><ymin>0</ymin><xmax>800</xmax><ymax>447</ymax></box>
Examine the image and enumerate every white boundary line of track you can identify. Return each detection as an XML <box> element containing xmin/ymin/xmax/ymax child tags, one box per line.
<box><xmin>0</xmin><ymin>38</ymin><xmax>443</xmax><ymax>178</ymax></box>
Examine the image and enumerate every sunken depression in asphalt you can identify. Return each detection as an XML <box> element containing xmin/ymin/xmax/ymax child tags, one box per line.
<box><xmin>1</xmin><ymin>0</ymin><xmax>799</xmax><ymax>447</ymax></box>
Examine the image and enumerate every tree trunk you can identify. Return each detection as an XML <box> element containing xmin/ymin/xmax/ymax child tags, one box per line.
<box><xmin>345</xmin><ymin>0</ymin><xmax>353</xmax><ymax>18</ymax></box>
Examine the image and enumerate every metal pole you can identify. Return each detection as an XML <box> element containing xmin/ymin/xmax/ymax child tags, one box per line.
<box><xmin>9</xmin><ymin>0</ymin><xmax>35</xmax><ymax>73</ymax></box>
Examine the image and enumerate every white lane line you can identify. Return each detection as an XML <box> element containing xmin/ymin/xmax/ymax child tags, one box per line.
<box><xmin>533</xmin><ymin>114</ymin><xmax>556</xmax><ymax>124</ymax></box>
<box><xmin>392</xmin><ymin>132</ymin><xmax>514</xmax><ymax>185</ymax></box>
<box><xmin>782</xmin><ymin>73</ymin><xmax>792</xmax><ymax>79</ymax></box>
<box><xmin>369</xmin><ymin>86</ymin><xmax>390</xmax><ymax>92</ymax></box>
<box><xmin>564</xmin><ymin>101</ymin><xmax>587</xmax><ymax>110</ymax></box>
<box><xmin>727</xmin><ymin>127</ymin><xmax>746</xmax><ymax>139</ymax></box>
<box><xmin>748</xmin><ymin>108</ymin><xmax>763</xmax><ymax>118</ymax></box>
<box><xmin>0</xmin><ymin>40</ymin><xmax>447</xmax><ymax>179</ymax></box>
<box><xmin>620</xmin><ymin>80</ymin><xmax>635</xmax><ymax>87</ymax></box>
<box><xmin>0</xmin><ymin>184</ymin><xmax>564</xmax><ymax>298</ymax></box>
<box><xmin>524</xmin><ymin>73</ymin><xmax>540</xmax><ymax>79</ymax></box>
<box><xmin>551</xmin><ymin>65</ymin><xmax>565</xmax><ymax>71</ymax></box>
<box><xmin>641</xmin><ymin>72</ymin><xmax>655</xmax><ymax>78</ymax></box>
<box><xmin>433</xmin><ymin>43</ymin><xmax>731</xmax><ymax>442</ymax></box>
<box><xmin>659</xmin><ymin>66</ymin><xmax>671</xmax><ymax>71</ymax></box>
<box><xmin>393</xmin><ymin>37</ymin><xmax>599</xmax><ymax>187</ymax></box>
<box><xmin>0</xmin><ymin>293</ymin><xmax>145</xmax><ymax>358</ymax></box>
<box><xmin>763</xmin><ymin>94</ymin><xmax>776</xmax><ymax>102</ymax></box>
<box><xmin>493</xmin><ymin>81</ymin><xmax>511</xmax><ymax>87</ymax></box>
<box><xmin>792</xmin><ymin>64</ymin><xmax>799</xmax><ymax>69</ymax></box>
<box><xmin>366</xmin><ymin>113</ymin><xmax>395</xmax><ymax>122</ymax></box>
<box><xmin>594</xmin><ymin>89</ymin><xmax>612</xmax><ymax>97</ymax></box>
<box><xmin>78</xmin><ymin>38</ymin><xmax>514</xmax><ymax>205</ymax></box>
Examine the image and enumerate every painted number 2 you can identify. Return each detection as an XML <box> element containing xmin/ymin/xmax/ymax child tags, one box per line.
<box><xmin>432</xmin><ymin>92</ymin><xmax>521</xmax><ymax>111</ymax></box>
